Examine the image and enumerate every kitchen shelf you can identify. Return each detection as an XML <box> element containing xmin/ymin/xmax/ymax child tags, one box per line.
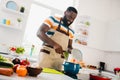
<box><xmin>0</xmin><ymin>23</ymin><xmax>22</xmax><ymax>30</ymax></box>
<box><xmin>3</xmin><ymin>7</ymin><xmax>26</xmax><ymax>16</ymax></box>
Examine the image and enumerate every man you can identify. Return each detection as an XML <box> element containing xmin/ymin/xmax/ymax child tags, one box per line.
<box><xmin>37</xmin><ymin>6</ymin><xmax>78</xmax><ymax>71</ymax></box>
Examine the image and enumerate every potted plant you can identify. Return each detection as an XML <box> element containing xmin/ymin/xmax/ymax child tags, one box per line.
<box><xmin>17</xmin><ymin>18</ymin><xmax>22</xmax><ymax>27</ymax></box>
<box><xmin>20</xmin><ymin>6</ymin><xmax>25</xmax><ymax>13</ymax></box>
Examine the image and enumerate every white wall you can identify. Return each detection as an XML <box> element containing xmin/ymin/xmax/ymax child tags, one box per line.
<box><xmin>73</xmin><ymin>44</ymin><xmax>105</xmax><ymax>66</ymax></box>
<box><xmin>88</xmin><ymin>17</ymin><xmax>107</xmax><ymax>50</ymax></box>
<box><xmin>105</xmin><ymin>20</ymin><xmax>120</xmax><ymax>51</ymax></box>
<box><xmin>104</xmin><ymin>52</ymin><xmax>120</xmax><ymax>71</ymax></box>
<box><xmin>73</xmin><ymin>43</ymin><xmax>120</xmax><ymax>71</ymax></box>
<box><xmin>77</xmin><ymin>0</ymin><xmax>120</xmax><ymax>22</ymax></box>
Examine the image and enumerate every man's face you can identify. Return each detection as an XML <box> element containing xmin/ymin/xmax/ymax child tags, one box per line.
<box><xmin>62</xmin><ymin>11</ymin><xmax>77</xmax><ymax>26</ymax></box>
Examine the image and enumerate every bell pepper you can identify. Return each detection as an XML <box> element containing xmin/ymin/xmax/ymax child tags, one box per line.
<box><xmin>20</xmin><ymin>58</ymin><xmax>30</xmax><ymax>66</ymax></box>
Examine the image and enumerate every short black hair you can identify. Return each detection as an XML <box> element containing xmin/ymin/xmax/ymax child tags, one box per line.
<box><xmin>66</xmin><ymin>6</ymin><xmax>78</xmax><ymax>14</ymax></box>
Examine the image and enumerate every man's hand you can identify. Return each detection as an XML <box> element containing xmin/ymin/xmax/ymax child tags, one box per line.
<box><xmin>53</xmin><ymin>43</ymin><xmax>63</xmax><ymax>54</ymax></box>
<box><xmin>67</xmin><ymin>48</ymin><xmax>72</xmax><ymax>54</ymax></box>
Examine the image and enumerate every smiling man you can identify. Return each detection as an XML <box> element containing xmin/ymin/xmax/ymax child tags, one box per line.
<box><xmin>37</xmin><ymin>6</ymin><xmax>78</xmax><ymax>71</ymax></box>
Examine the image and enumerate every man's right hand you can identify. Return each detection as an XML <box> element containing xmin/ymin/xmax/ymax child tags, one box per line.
<box><xmin>53</xmin><ymin>43</ymin><xmax>63</xmax><ymax>55</ymax></box>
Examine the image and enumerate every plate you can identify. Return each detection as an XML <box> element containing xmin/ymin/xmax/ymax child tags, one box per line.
<box><xmin>6</xmin><ymin>1</ymin><xmax>18</xmax><ymax>10</ymax></box>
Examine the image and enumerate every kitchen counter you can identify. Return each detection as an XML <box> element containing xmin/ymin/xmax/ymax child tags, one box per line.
<box><xmin>77</xmin><ymin>68</ymin><xmax>116</xmax><ymax>80</ymax></box>
<box><xmin>0</xmin><ymin>68</ymin><xmax>118</xmax><ymax>80</ymax></box>
<box><xmin>0</xmin><ymin>72</ymin><xmax>75</xmax><ymax>80</ymax></box>
<box><xmin>0</xmin><ymin>53</ymin><xmax>75</xmax><ymax>80</ymax></box>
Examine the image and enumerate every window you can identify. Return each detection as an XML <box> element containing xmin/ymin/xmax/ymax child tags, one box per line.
<box><xmin>0</xmin><ymin>0</ymin><xmax>1</xmax><ymax>4</ymax></box>
<box><xmin>23</xmin><ymin>4</ymin><xmax>51</xmax><ymax>57</ymax></box>
<box><xmin>23</xmin><ymin>0</ymin><xmax>75</xmax><ymax>57</ymax></box>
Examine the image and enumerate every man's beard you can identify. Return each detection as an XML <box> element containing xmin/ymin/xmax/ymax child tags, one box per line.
<box><xmin>62</xmin><ymin>16</ymin><xmax>72</xmax><ymax>27</ymax></box>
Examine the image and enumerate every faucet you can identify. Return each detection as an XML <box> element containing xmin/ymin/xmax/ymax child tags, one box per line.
<box><xmin>98</xmin><ymin>62</ymin><xmax>105</xmax><ymax>76</ymax></box>
<box><xmin>98</xmin><ymin>67</ymin><xmax>102</xmax><ymax>76</ymax></box>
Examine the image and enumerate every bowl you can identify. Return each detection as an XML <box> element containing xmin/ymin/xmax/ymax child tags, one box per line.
<box><xmin>63</xmin><ymin>62</ymin><xmax>81</xmax><ymax>75</ymax></box>
<box><xmin>27</xmin><ymin>66</ymin><xmax>43</xmax><ymax>77</ymax></box>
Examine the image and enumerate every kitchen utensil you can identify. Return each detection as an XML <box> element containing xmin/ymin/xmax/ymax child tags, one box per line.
<box><xmin>70</xmin><ymin>48</ymin><xmax>83</xmax><ymax>61</ymax></box>
<box><xmin>63</xmin><ymin>61</ymin><xmax>81</xmax><ymax>75</ymax></box>
<box><xmin>42</xmin><ymin>68</ymin><xmax>63</xmax><ymax>74</ymax></box>
<box><xmin>27</xmin><ymin>66</ymin><xmax>43</xmax><ymax>77</ymax></box>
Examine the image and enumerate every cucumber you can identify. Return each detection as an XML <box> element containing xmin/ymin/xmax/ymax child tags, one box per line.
<box><xmin>0</xmin><ymin>61</ymin><xmax>14</xmax><ymax>68</ymax></box>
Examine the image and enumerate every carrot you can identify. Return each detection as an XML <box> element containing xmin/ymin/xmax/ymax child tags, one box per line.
<box><xmin>0</xmin><ymin>67</ymin><xmax>13</xmax><ymax>76</ymax></box>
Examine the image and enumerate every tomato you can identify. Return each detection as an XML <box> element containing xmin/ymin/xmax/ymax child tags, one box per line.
<box><xmin>16</xmin><ymin>65</ymin><xmax>27</xmax><ymax>77</ymax></box>
<box><xmin>20</xmin><ymin>58</ymin><xmax>30</xmax><ymax>66</ymax></box>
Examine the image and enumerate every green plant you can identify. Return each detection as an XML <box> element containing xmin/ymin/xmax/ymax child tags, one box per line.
<box><xmin>17</xmin><ymin>18</ymin><xmax>22</xmax><ymax>23</ymax></box>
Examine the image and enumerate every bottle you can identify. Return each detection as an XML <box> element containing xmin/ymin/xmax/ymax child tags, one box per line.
<box><xmin>30</xmin><ymin>45</ymin><xmax>35</xmax><ymax>56</ymax></box>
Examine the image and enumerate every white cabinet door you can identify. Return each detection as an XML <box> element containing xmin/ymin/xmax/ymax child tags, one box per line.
<box><xmin>87</xmin><ymin>18</ymin><xmax>106</xmax><ymax>50</ymax></box>
<box><xmin>104</xmin><ymin>20</ymin><xmax>120</xmax><ymax>51</ymax></box>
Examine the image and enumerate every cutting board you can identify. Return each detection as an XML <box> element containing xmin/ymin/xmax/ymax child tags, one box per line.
<box><xmin>42</xmin><ymin>68</ymin><xmax>63</xmax><ymax>74</ymax></box>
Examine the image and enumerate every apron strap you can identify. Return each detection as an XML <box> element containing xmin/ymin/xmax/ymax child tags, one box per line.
<box><xmin>57</xmin><ymin>18</ymin><xmax>69</xmax><ymax>36</ymax></box>
<box><xmin>57</xmin><ymin>18</ymin><xmax>62</xmax><ymax>31</ymax></box>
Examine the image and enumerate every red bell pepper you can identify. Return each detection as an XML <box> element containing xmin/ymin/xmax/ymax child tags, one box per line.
<box><xmin>20</xmin><ymin>58</ymin><xmax>30</xmax><ymax>66</ymax></box>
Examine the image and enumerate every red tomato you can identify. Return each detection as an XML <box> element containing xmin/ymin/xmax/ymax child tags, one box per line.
<box><xmin>20</xmin><ymin>59</ymin><xmax>30</xmax><ymax>66</ymax></box>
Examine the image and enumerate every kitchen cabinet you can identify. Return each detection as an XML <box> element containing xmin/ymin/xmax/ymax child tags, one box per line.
<box><xmin>87</xmin><ymin>18</ymin><xmax>107</xmax><ymax>50</ymax></box>
<box><xmin>104</xmin><ymin>20</ymin><xmax>120</xmax><ymax>51</ymax></box>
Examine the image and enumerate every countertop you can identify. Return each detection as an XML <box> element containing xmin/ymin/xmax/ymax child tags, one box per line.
<box><xmin>0</xmin><ymin>73</ymin><xmax>75</xmax><ymax>80</ymax></box>
<box><xmin>77</xmin><ymin>68</ymin><xmax>117</xmax><ymax>80</ymax></box>
<box><xmin>0</xmin><ymin>68</ymin><xmax>118</xmax><ymax>80</ymax></box>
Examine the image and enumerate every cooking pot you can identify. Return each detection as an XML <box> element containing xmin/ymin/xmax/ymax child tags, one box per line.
<box><xmin>63</xmin><ymin>61</ymin><xmax>81</xmax><ymax>75</ymax></box>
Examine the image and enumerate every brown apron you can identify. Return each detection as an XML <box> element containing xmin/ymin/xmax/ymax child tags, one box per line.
<box><xmin>38</xmin><ymin>19</ymin><xmax>69</xmax><ymax>70</ymax></box>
